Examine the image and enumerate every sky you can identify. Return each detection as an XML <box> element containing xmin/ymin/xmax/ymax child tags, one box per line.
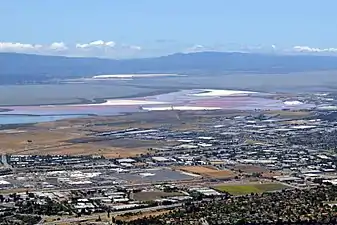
<box><xmin>1</xmin><ymin>0</ymin><xmax>337</xmax><ymax>58</ymax></box>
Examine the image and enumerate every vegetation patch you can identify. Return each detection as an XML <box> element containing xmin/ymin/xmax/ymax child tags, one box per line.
<box><xmin>115</xmin><ymin>210</ymin><xmax>171</xmax><ymax>222</ymax></box>
<box><xmin>214</xmin><ymin>183</ymin><xmax>288</xmax><ymax>195</ymax></box>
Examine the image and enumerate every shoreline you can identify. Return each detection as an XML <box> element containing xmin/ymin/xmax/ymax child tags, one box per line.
<box><xmin>0</xmin><ymin>108</ymin><xmax>12</xmax><ymax>113</ymax></box>
<box><xmin>0</xmin><ymin>89</ymin><xmax>178</xmax><ymax>108</ymax></box>
<box><xmin>0</xmin><ymin>113</ymin><xmax>98</xmax><ymax>117</ymax></box>
<box><xmin>0</xmin><ymin>111</ymin><xmax>136</xmax><ymax>130</ymax></box>
<box><xmin>0</xmin><ymin>88</ymin><xmax>320</xmax><ymax>127</ymax></box>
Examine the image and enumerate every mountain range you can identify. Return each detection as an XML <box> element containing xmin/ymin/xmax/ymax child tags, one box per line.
<box><xmin>1</xmin><ymin>52</ymin><xmax>337</xmax><ymax>84</ymax></box>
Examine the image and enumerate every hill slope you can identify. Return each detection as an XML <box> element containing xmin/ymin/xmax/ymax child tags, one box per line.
<box><xmin>1</xmin><ymin>52</ymin><xmax>337</xmax><ymax>84</ymax></box>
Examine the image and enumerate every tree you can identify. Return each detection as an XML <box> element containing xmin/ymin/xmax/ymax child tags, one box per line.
<box><xmin>252</xmin><ymin>172</ymin><xmax>262</xmax><ymax>178</ymax></box>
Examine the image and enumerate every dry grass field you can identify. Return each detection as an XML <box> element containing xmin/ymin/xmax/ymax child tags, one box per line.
<box><xmin>0</xmin><ymin>111</ymin><xmax>200</xmax><ymax>157</ymax></box>
<box><xmin>265</xmin><ymin>110</ymin><xmax>311</xmax><ymax>117</ymax></box>
<box><xmin>0</xmin><ymin>120</ymin><xmax>153</xmax><ymax>158</ymax></box>
<box><xmin>0</xmin><ymin>110</ymin><xmax>264</xmax><ymax>157</ymax></box>
<box><xmin>176</xmin><ymin>166</ymin><xmax>236</xmax><ymax>178</ymax></box>
<box><xmin>18</xmin><ymin>144</ymin><xmax>149</xmax><ymax>158</ymax></box>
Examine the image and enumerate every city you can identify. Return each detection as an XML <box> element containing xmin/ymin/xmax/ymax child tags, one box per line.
<box><xmin>2</xmin><ymin>1</ymin><xmax>337</xmax><ymax>224</ymax></box>
<box><xmin>1</xmin><ymin>92</ymin><xmax>337</xmax><ymax>223</ymax></box>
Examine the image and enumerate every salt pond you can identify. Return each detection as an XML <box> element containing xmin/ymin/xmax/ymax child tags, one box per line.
<box><xmin>0</xmin><ymin>89</ymin><xmax>316</xmax><ymax>125</ymax></box>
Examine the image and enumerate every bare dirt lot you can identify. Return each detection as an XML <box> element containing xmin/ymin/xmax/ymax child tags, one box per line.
<box><xmin>228</xmin><ymin>164</ymin><xmax>282</xmax><ymax>177</ymax></box>
<box><xmin>230</xmin><ymin>164</ymin><xmax>270</xmax><ymax>174</ymax></box>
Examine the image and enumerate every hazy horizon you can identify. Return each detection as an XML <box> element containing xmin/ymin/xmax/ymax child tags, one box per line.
<box><xmin>0</xmin><ymin>71</ymin><xmax>336</xmax><ymax>106</ymax></box>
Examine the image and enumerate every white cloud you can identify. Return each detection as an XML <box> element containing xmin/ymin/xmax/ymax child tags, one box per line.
<box><xmin>119</xmin><ymin>44</ymin><xmax>142</xmax><ymax>51</ymax></box>
<box><xmin>184</xmin><ymin>44</ymin><xmax>278</xmax><ymax>54</ymax></box>
<box><xmin>5</xmin><ymin>40</ymin><xmax>337</xmax><ymax>59</ymax></box>
<box><xmin>0</xmin><ymin>42</ymin><xmax>41</xmax><ymax>52</ymax></box>
<box><xmin>0</xmin><ymin>41</ymin><xmax>68</xmax><ymax>52</ymax></box>
<box><xmin>105</xmin><ymin>41</ymin><xmax>116</xmax><ymax>47</ymax></box>
<box><xmin>240</xmin><ymin>44</ymin><xmax>278</xmax><ymax>53</ymax></box>
<box><xmin>49</xmin><ymin>42</ymin><xmax>68</xmax><ymax>51</ymax></box>
<box><xmin>0</xmin><ymin>40</ymin><xmax>143</xmax><ymax>58</ymax></box>
<box><xmin>128</xmin><ymin>45</ymin><xmax>142</xmax><ymax>51</ymax></box>
<box><xmin>293</xmin><ymin>46</ymin><xmax>337</xmax><ymax>53</ymax></box>
<box><xmin>183</xmin><ymin>44</ymin><xmax>216</xmax><ymax>53</ymax></box>
<box><xmin>185</xmin><ymin>44</ymin><xmax>206</xmax><ymax>53</ymax></box>
<box><xmin>76</xmin><ymin>40</ymin><xmax>116</xmax><ymax>49</ymax></box>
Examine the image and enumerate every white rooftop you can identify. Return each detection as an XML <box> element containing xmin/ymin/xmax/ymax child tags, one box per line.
<box><xmin>117</xmin><ymin>158</ymin><xmax>136</xmax><ymax>163</ymax></box>
<box><xmin>0</xmin><ymin>180</ymin><xmax>10</xmax><ymax>185</ymax></box>
<box><xmin>152</xmin><ymin>156</ymin><xmax>170</xmax><ymax>162</ymax></box>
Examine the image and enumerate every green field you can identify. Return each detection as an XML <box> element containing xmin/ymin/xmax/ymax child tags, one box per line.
<box><xmin>214</xmin><ymin>183</ymin><xmax>288</xmax><ymax>195</ymax></box>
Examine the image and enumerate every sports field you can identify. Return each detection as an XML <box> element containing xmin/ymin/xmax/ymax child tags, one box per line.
<box><xmin>214</xmin><ymin>183</ymin><xmax>288</xmax><ymax>195</ymax></box>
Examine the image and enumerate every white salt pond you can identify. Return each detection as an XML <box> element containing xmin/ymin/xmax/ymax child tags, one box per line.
<box><xmin>191</xmin><ymin>89</ymin><xmax>257</xmax><ymax>97</ymax></box>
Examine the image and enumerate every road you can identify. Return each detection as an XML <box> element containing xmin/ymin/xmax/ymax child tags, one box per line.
<box><xmin>41</xmin><ymin>203</ymin><xmax>183</xmax><ymax>224</ymax></box>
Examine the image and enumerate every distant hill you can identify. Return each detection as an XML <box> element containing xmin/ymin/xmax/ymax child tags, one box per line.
<box><xmin>1</xmin><ymin>52</ymin><xmax>337</xmax><ymax>84</ymax></box>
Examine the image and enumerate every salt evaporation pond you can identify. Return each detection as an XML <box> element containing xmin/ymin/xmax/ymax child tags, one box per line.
<box><xmin>0</xmin><ymin>89</ymin><xmax>316</xmax><ymax>125</ymax></box>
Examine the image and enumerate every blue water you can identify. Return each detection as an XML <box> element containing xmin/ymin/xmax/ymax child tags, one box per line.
<box><xmin>0</xmin><ymin>115</ymin><xmax>82</xmax><ymax>125</ymax></box>
<box><xmin>0</xmin><ymin>106</ymin><xmax>140</xmax><ymax>125</ymax></box>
